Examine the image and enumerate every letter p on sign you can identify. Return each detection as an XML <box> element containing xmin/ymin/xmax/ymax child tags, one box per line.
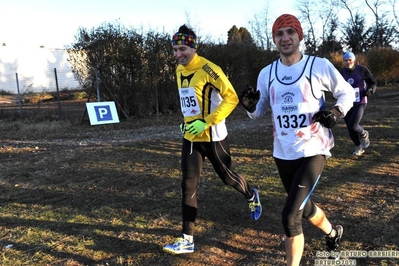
<box><xmin>95</xmin><ymin>105</ymin><xmax>112</xmax><ymax>121</ymax></box>
<box><xmin>86</xmin><ymin>101</ymin><xmax>120</xmax><ymax>125</ymax></box>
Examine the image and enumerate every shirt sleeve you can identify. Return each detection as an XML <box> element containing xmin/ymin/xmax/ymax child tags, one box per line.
<box><xmin>315</xmin><ymin>58</ymin><xmax>356</xmax><ymax>116</ymax></box>
<box><xmin>204</xmin><ymin>66</ymin><xmax>238</xmax><ymax>125</ymax></box>
<box><xmin>247</xmin><ymin>65</ymin><xmax>271</xmax><ymax>120</ymax></box>
<box><xmin>361</xmin><ymin>65</ymin><xmax>377</xmax><ymax>92</ymax></box>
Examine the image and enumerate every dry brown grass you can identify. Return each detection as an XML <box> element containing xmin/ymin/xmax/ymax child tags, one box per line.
<box><xmin>0</xmin><ymin>86</ymin><xmax>398</xmax><ymax>265</ymax></box>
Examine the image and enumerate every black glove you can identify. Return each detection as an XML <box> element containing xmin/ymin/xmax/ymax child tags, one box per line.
<box><xmin>313</xmin><ymin>110</ymin><xmax>337</xmax><ymax>128</ymax></box>
<box><xmin>365</xmin><ymin>87</ymin><xmax>373</xmax><ymax>97</ymax></box>
<box><xmin>239</xmin><ymin>86</ymin><xmax>260</xmax><ymax>113</ymax></box>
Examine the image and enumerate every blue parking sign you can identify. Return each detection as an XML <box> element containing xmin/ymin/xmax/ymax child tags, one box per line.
<box><xmin>95</xmin><ymin>105</ymin><xmax>112</xmax><ymax>121</ymax></box>
<box><xmin>86</xmin><ymin>102</ymin><xmax>120</xmax><ymax>125</ymax></box>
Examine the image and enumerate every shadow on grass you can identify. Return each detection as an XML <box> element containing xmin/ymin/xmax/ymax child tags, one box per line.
<box><xmin>0</xmin><ymin>87</ymin><xmax>398</xmax><ymax>265</ymax></box>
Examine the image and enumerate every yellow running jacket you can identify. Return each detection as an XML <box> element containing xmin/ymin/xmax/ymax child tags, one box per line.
<box><xmin>177</xmin><ymin>53</ymin><xmax>238</xmax><ymax>142</ymax></box>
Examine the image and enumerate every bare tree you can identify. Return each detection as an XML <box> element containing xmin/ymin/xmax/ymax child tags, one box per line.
<box><xmin>318</xmin><ymin>16</ymin><xmax>344</xmax><ymax>56</ymax></box>
<box><xmin>365</xmin><ymin>0</ymin><xmax>397</xmax><ymax>47</ymax></box>
<box><xmin>339</xmin><ymin>0</ymin><xmax>357</xmax><ymax>23</ymax></box>
<box><xmin>365</xmin><ymin>0</ymin><xmax>384</xmax><ymax>46</ymax></box>
<box><xmin>389</xmin><ymin>0</ymin><xmax>399</xmax><ymax>27</ymax></box>
<box><xmin>248</xmin><ymin>4</ymin><xmax>273</xmax><ymax>50</ymax></box>
<box><xmin>297</xmin><ymin>0</ymin><xmax>317</xmax><ymax>53</ymax></box>
<box><xmin>389</xmin><ymin>0</ymin><xmax>399</xmax><ymax>48</ymax></box>
<box><xmin>297</xmin><ymin>0</ymin><xmax>341</xmax><ymax>55</ymax></box>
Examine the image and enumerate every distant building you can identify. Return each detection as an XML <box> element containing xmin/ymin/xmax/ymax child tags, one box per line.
<box><xmin>0</xmin><ymin>45</ymin><xmax>80</xmax><ymax>93</ymax></box>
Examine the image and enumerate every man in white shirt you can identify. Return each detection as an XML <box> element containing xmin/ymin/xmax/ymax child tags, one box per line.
<box><xmin>240</xmin><ymin>14</ymin><xmax>355</xmax><ymax>266</ymax></box>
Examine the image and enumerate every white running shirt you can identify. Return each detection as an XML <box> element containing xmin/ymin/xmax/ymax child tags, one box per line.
<box><xmin>248</xmin><ymin>55</ymin><xmax>355</xmax><ymax>160</ymax></box>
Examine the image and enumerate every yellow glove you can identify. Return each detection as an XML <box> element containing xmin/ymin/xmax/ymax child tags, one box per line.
<box><xmin>186</xmin><ymin>120</ymin><xmax>209</xmax><ymax>135</ymax></box>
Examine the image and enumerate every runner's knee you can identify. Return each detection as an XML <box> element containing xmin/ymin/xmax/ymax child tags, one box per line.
<box><xmin>282</xmin><ymin>209</ymin><xmax>303</xmax><ymax>237</ymax></box>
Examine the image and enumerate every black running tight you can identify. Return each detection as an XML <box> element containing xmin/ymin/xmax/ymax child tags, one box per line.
<box><xmin>344</xmin><ymin>103</ymin><xmax>367</xmax><ymax>146</ymax></box>
<box><xmin>274</xmin><ymin>155</ymin><xmax>325</xmax><ymax>237</ymax></box>
<box><xmin>181</xmin><ymin>138</ymin><xmax>253</xmax><ymax>236</ymax></box>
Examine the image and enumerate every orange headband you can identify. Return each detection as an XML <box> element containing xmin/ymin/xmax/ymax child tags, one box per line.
<box><xmin>272</xmin><ymin>14</ymin><xmax>304</xmax><ymax>42</ymax></box>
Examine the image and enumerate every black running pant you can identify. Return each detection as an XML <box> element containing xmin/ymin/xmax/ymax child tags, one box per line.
<box><xmin>274</xmin><ymin>155</ymin><xmax>324</xmax><ymax>237</ymax></box>
<box><xmin>344</xmin><ymin>103</ymin><xmax>367</xmax><ymax>146</ymax></box>
<box><xmin>181</xmin><ymin>138</ymin><xmax>253</xmax><ymax>236</ymax></box>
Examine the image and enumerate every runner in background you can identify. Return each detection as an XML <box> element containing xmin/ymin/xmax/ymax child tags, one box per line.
<box><xmin>339</xmin><ymin>52</ymin><xmax>377</xmax><ymax>156</ymax></box>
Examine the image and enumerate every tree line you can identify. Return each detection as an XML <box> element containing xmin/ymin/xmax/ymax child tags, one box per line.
<box><xmin>250</xmin><ymin>0</ymin><xmax>399</xmax><ymax>53</ymax></box>
<box><xmin>67</xmin><ymin>0</ymin><xmax>399</xmax><ymax>118</ymax></box>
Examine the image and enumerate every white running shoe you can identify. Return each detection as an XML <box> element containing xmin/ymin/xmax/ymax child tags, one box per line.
<box><xmin>359</xmin><ymin>130</ymin><xmax>370</xmax><ymax>149</ymax></box>
<box><xmin>353</xmin><ymin>146</ymin><xmax>365</xmax><ymax>156</ymax></box>
<box><xmin>163</xmin><ymin>237</ymin><xmax>194</xmax><ymax>254</ymax></box>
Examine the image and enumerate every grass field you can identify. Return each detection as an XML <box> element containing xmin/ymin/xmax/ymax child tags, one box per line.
<box><xmin>0</xmin><ymin>86</ymin><xmax>398</xmax><ymax>265</ymax></box>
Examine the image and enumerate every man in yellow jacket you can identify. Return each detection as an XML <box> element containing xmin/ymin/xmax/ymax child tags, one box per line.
<box><xmin>163</xmin><ymin>24</ymin><xmax>262</xmax><ymax>255</ymax></box>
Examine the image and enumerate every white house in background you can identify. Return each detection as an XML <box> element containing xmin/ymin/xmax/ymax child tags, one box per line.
<box><xmin>0</xmin><ymin>45</ymin><xmax>80</xmax><ymax>93</ymax></box>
